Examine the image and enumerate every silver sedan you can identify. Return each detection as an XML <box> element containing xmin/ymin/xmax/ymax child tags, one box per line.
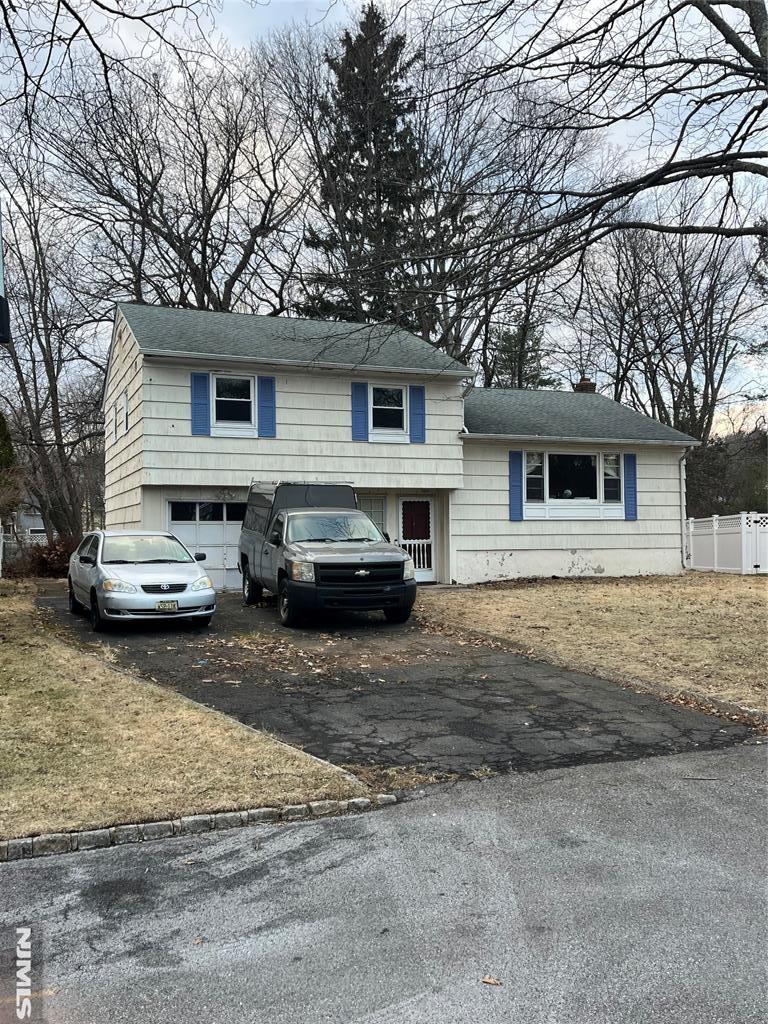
<box><xmin>68</xmin><ymin>530</ymin><xmax>217</xmax><ymax>631</ymax></box>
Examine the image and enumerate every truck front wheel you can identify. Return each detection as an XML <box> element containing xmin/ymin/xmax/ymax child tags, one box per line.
<box><xmin>241</xmin><ymin>563</ymin><xmax>262</xmax><ymax>606</ymax></box>
<box><xmin>278</xmin><ymin>579</ymin><xmax>301</xmax><ymax>627</ymax></box>
<box><xmin>385</xmin><ymin>607</ymin><xmax>412</xmax><ymax>624</ymax></box>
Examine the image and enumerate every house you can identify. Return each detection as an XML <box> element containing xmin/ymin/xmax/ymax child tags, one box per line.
<box><xmin>103</xmin><ymin>303</ymin><xmax>697</xmax><ymax>589</ymax></box>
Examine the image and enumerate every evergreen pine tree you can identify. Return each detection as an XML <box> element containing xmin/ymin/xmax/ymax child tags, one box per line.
<box><xmin>299</xmin><ymin>3</ymin><xmax>430</xmax><ymax>326</ymax></box>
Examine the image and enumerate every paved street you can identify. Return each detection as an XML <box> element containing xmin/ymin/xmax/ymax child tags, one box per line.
<box><xmin>2</xmin><ymin>744</ymin><xmax>766</xmax><ymax>1024</ymax></box>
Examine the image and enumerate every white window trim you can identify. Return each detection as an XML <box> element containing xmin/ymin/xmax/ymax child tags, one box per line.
<box><xmin>523</xmin><ymin>450</ymin><xmax>625</xmax><ymax>520</ymax></box>
<box><xmin>369</xmin><ymin>383</ymin><xmax>409</xmax><ymax>443</ymax></box>
<box><xmin>210</xmin><ymin>372</ymin><xmax>258</xmax><ymax>438</ymax></box>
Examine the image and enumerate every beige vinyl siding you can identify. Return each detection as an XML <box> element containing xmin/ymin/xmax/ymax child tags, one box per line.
<box><xmin>452</xmin><ymin>441</ymin><xmax>684</xmax><ymax>582</ymax></box>
<box><xmin>139</xmin><ymin>361</ymin><xmax>464</xmax><ymax>490</ymax></box>
<box><xmin>103</xmin><ymin>316</ymin><xmax>144</xmax><ymax>528</ymax></box>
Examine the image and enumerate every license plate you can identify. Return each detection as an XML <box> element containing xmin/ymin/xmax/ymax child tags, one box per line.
<box><xmin>155</xmin><ymin>600</ymin><xmax>178</xmax><ymax>612</ymax></box>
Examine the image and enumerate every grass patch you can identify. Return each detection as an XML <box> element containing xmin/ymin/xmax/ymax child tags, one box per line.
<box><xmin>418</xmin><ymin>573</ymin><xmax>768</xmax><ymax>711</ymax></box>
<box><xmin>0</xmin><ymin>581</ymin><xmax>366</xmax><ymax>840</ymax></box>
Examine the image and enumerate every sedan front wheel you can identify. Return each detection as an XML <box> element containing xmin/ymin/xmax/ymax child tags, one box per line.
<box><xmin>89</xmin><ymin>592</ymin><xmax>106</xmax><ymax>633</ymax></box>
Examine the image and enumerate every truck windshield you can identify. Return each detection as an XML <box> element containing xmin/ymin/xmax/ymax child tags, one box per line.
<box><xmin>286</xmin><ymin>513</ymin><xmax>384</xmax><ymax>544</ymax></box>
<box><xmin>102</xmin><ymin>535</ymin><xmax>194</xmax><ymax>564</ymax></box>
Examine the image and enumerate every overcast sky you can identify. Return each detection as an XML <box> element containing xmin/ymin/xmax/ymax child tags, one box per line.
<box><xmin>218</xmin><ymin>0</ymin><xmax>347</xmax><ymax>40</ymax></box>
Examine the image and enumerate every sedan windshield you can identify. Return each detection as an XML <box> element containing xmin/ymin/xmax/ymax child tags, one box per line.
<box><xmin>101</xmin><ymin>535</ymin><xmax>193</xmax><ymax>564</ymax></box>
<box><xmin>286</xmin><ymin>513</ymin><xmax>383</xmax><ymax>544</ymax></box>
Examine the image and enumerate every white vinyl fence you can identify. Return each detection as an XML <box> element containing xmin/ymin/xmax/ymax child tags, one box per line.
<box><xmin>687</xmin><ymin>513</ymin><xmax>768</xmax><ymax>575</ymax></box>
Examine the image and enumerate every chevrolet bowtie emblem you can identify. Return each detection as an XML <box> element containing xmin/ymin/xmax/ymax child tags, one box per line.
<box><xmin>354</xmin><ymin>569</ymin><xmax>370</xmax><ymax>577</ymax></box>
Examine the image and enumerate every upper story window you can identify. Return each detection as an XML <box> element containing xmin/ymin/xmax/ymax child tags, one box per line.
<box><xmin>525</xmin><ymin>452</ymin><xmax>622</xmax><ymax>505</ymax></box>
<box><xmin>214</xmin><ymin>375</ymin><xmax>253</xmax><ymax>425</ymax></box>
<box><xmin>370</xmin><ymin>385</ymin><xmax>408</xmax><ymax>439</ymax></box>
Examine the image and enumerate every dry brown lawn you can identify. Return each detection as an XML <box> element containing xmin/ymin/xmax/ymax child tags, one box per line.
<box><xmin>418</xmin><ymin>573</ymin><xmax>767</xmax><ymax>711</ymax></box>
<box><xmin>0</xmin><ymin>581</ymin><xmax>366</xmax><ymax>840</ymax></box>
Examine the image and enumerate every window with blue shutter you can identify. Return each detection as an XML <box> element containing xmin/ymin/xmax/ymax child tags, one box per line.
<box><xmin>509</xmin><ymin>451</ymin><xmax>524</xmax><ymax>521</ymax></box>
<box><xmin>623</xmin><ymin>453</ymin><xmax>638</xmax><ymax>520</ymax></box>
<box><xmin>190</xmin><ymin>373</ymin><xmax>211</xmax><ymax>436</ymax></box>
<box><xmin>351</xmin><ymin>382</ymin><xmax>369</xmax><ymax>441</ymax></box>
<box><xmin>257</xmin><ymin>376</ymin><xmax>276</xmax><ymax>438</ymax></box>
<box><xmin>409</xmin><ymin>385</ymin><xmax>426</xmax><ymax>443</ymax></box>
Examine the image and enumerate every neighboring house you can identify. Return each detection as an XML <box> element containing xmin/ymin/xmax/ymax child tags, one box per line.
<box><xmin>2</xmin><ymin>499</ymin><xmax>48</xmax><ymax>543</ymax></box>
<box><xmin>103</xmin><ymin>304</ymin><xmax>697</xmax><ymax>589</ymax></box>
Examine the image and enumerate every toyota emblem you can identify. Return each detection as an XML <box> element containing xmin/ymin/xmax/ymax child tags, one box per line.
<box><xmin>160</xmin><ymin>583</ymin><xmax>170</xmax><ymax>591</ymax></box>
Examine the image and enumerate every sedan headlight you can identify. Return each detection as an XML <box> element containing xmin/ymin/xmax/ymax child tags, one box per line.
<box><xmin>402</xmin><ymin>557</ymin><xmax>415</xmax><ymax>580</ymax></box>
<box><xmin>190</xmin><ymin>575</ymin><xmax>214</xmax><ymax>592</ymax></box>
<box><xmin>289</xmin><ymin>560</ymin><xmax>315</xmax><ymax>582</ymax></box>
<box><xmin>102</xmin><ymin>579</ymin><xmax>137</xmax><ymax>593</ymax></box>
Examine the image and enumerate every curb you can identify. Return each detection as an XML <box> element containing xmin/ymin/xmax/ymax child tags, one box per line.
<box><xmin>0</xmin><ymin>793</ymin><xmax>398</xmax><ymax>863</ymax></box>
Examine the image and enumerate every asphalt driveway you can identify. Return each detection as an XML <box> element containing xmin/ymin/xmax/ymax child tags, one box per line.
<box><xmin>38</xmin><ymin>582</ymin><xmax>755</xmax><ymax>780</ymax></box>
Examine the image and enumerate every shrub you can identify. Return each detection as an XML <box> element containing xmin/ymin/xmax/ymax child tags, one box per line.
<box><xmin>2</xmin><ymin>536</ymin><xmax>78</xmax><ymax>578</ymax></box>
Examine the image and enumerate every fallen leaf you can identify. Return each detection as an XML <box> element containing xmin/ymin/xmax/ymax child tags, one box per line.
<box><xmin>481</xmin><ymin>975</ymin><xmax>502</xmax><ymax>986</ymax></box>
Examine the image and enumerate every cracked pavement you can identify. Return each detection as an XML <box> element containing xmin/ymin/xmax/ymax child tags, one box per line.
<box><xmin>37</xmin><ymin>583</ymin><xmax>756</xmax><ymax>778</ymax></box>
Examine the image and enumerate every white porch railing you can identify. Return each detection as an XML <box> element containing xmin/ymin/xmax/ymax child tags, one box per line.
<box><xmin>687</xmin><ymin>513</ymin><xmax>768</xmax><ymax>575</ymax></box>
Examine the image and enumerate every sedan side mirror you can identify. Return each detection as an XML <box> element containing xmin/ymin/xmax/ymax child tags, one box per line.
<box><xmin>194</xmin><ymin>552</ymin><xmax>206</xmax><ymax>561</ymax></box>
<box><xmin>79</xmin><ymin>555</ymin><xmax>95</xmax><ymax>565</ymax></box>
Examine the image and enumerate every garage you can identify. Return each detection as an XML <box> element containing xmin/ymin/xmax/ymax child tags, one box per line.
<box><xmin>168</xmin><ymin>500</ymin><xmax>246</xmax><ymax>590</ymax></box>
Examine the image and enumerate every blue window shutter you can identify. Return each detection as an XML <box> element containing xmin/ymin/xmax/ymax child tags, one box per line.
<box><xmin>257</xmin><ymin>376</ymin><xmax>276</xmax><ymax>438</ymax></box>
<box><xmin>190</xmin><ymin>373</ymin><xmax>210</xmax><ymax>436</ymax></box>
<box><xmin>409</xmin><ymin>385</ymin><xmax>426</xmax><ymax>443</ymax></box>
<box><xmin>351</xmin><ymin>382</ymin><xmax>369</xmax><ymax>441</ymax></box>
<box><xmin>624</xmin><ymin>453</ymin><xmax>638</xmax><ymax>520</ymax></box>
<box><xmin>509</xmin><ymin>451</ymin><xmax>524</xmax><ymax>521</ymax></box>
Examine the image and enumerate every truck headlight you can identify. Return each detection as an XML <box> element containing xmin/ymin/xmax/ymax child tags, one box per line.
<box><xmin>402</xmin><ymin>557</ymin><xmax>415</xmax><ymax>580</ymax></box>
<box><xmin>102</xmin><ymin>579</ymin><xmax>137</xmax><ymax>593</ymax></box>
<box><xmin>190</xmin><ymin>575</ymin><xmax>214</xmax><ymax>591</ymax></box>
<box><xmin>289</xmin><ymin>560</ymin><xmax>315</xmax><ymax>582</ymax></box>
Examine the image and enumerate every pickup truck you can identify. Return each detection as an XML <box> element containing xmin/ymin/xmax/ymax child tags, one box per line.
<box><xmin>238</xmin><ymin>482</ymin><xmax>416</xmax><ymax>626</ymax></box>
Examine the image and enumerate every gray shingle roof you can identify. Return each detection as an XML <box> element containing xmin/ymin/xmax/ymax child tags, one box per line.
<box><xmin>464</xmin><ymin>388</ymin><xmax>698</xmax><ymax>445</ymax></box>
<box><xmin>117</xmin><ymin>303</ymin><xmax>467</xmax><ymax>376</ymax></box>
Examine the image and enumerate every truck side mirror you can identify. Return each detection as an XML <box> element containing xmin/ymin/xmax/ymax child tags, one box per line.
<box><xmin>269</xmin><ymin>530</ymin><xmax>281</xmax><ymax>547</ymax></box>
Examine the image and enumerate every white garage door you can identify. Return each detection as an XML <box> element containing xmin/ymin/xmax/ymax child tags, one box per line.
<box><xmin>168</xmin><ymin>500</ymin><xmax>246</xmax><ymax>590</ymax></box>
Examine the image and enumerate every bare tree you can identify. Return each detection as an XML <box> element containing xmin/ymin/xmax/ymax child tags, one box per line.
<box><xmin>0</xmin><ymin>141</ymin><xmax>105</xmax><ymax>540</ymax></box>
<box><xmin>420</xmin><ymin>0</ymin><xmax>767</xmax><ymax>245</ymax></box>
<box><xmin>0</xmin><ymin>0</ymin><xmax>209</xmax><ymax>116</ymax></box>
<box><xmin>37</xmin><ymin>48</ymin><xmax>310</xmax><ymax>315</ymax></box>
<box><xmin>559</xmin><ymin>197</ymin><xmax>765</xmax><ymax>441</ymax></box>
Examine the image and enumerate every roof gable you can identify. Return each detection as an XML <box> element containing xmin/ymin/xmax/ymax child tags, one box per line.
<box><xmin>463</xmin><ymin>388</ymin><xmax>698</xmax><ymax>445</ymax></box>
<box><xmin>116</xmin><ymin>303</ymin><xmax>467</xmax><ymax>376</ymax></box>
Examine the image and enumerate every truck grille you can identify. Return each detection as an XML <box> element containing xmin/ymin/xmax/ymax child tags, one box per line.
<box><xmin>315</xmin><ymin>562</ymin><xmax>403</xmax><ymax>587</ymax></box>
<box><xmin>141</xmin><ymin>583</ymin><xmax>188</xmax><ymax>594</ymax></box>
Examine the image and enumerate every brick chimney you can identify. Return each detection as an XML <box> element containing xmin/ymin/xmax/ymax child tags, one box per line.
<box><xmin>573</xmin><ymin>376</ymin><xmax>596</xmax><ymax>393</ymax></box>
